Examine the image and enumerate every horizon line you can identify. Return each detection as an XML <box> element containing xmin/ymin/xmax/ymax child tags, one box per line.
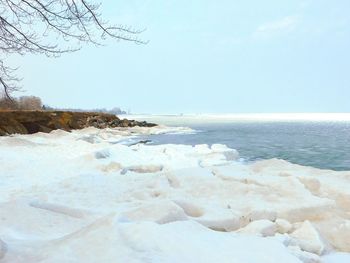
<box><xmin>125</xmin><ymin>113</ymin><xmax>350</xmax><ymax>122</ymax></box>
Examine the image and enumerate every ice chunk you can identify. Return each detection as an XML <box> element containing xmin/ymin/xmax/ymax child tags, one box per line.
<box><xmin>0</xmin><ymin>200</ymin><xmax>99</xmax><ymax>241</ymax></box>
<box><xmin>298</xmin><ymin>177</ymin><xmax>321</xmax><ymax>194</ymax></box>
<box><xmin>239</xmin><ymin>210</ymin><xmax>278</xmax><ymax>227</ymax></box>
<box><xmin>288</xmin><ymin>246</ymin><xmax>321</xmax><ymax>263</ymax></box>
<box><xmin>29</xmin><ymin>201</ymin><xmax>90</xmax><ymax>219</ymax></box>
<box><xmin>173</xmin><ymin>200</ymin><xmax>204</xmax><ymax>217</ymax></box>
<box><xmin>276</xmin><ymin>219</ymin><xmax>293</xmax><ymax>234</ymax></box>
<box><xmin>116</xmin><ymin>220</ymin><xmax>302</xmax><ymax>263</ymax></box>
<box><xmin>196</xmin><ymin>215</ymin><xmax>241</xmax><ymax>232</ymax></box>
<box><xmin>194</xmin><ymin>144</ymin><xmax>212</xmax><ymax>154</ymax></box>
<box><xmin>99</xmin><ymin>161</ymin><xmax>122</xmax><ymax>173</ymax></box>
<box><xmin>119</xmin><ymin>201</ymin><xmax>188</xmax><ymax>224</ymax></box>
<box><xmin>94</xmin><ymin>149</ymin><xmax>111</xmax><ymax>159</ymax></box>
<box><xmin>290</xmin><ymin>221</ymin><xmax>327</xmax><ymax>255</ymax></box>
<box><xmin>127</xmin><ymin>165</ymin><xmax>163</xmax><ymax>174</ymax></box>
<box><xmin>211</xmin><ymin>144</ymin><xmax>239</xmax><ymax>160</ymax></box>
<box><xmin>238</xmin><ymin>219</ymin><xmax>277</xmax><ymax>237</ymax></box>
<box><xmin>314</xmin><ymin>219</ymin><xmax>350</xmax><ymax>252</ymax></box>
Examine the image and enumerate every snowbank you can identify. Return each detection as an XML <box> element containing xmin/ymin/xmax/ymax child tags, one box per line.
<box><xmin>0</xmin><ymin>126</ymin><xmax>349</xmax><ymax>262</ymax></box>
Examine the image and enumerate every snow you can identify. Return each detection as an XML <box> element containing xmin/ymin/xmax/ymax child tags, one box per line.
<box><xmin>237</xmin><ymin>219</ymin><xmax>277</xmax><ymax>237</ymax></box>
<box><xmin>0</xmin><ymin>126</ymin><xmax>350</xmax><ymax>262</ymax></box>
<box><xmin>290</xmin><ymin>221</ymin><xmax>328</xmax><ymax>255</ymax></box>
<box><xmin>276</xmin><ymin>219</ymin><xmax>293</xmax><ymax>234</ymax></box>
<box><xmin>322</xmin><ymin>253</ymin><xmax>350</xmax><ymax>263</ymax></box>
<box><xmin>287</xmin><ymin>246</ymin><xmax>321</xmax><ymax>263</ymax></box>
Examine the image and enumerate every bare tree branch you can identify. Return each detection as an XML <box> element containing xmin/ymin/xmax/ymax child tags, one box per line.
<box><xmin>0</xmin><ymin>0</ymin><xmax>146</xmax><ymax>100</ymax></box>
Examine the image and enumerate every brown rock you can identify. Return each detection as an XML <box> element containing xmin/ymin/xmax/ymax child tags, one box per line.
<box><xmin>0</xmin><ymin>111</ymin><xmax>157</xmax><ymax>136</ymax></box>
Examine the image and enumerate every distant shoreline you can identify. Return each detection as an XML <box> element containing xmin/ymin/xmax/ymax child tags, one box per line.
<box><xmin>124</xmin><ymin>113</ymin><xmax>350</xmax><ymax>124</ymax></box>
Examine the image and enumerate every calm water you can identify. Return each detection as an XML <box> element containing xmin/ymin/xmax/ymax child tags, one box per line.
<box><xmin>147</xmin><ymin>121</ymin><xmax>350</xmax><ymax>171</ymax></box>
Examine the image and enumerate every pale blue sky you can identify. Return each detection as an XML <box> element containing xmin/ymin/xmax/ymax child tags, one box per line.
<box><xmin>8</xmin><ymin>0</ymin><xmax>350</xmax><ymax>113</ymax></box>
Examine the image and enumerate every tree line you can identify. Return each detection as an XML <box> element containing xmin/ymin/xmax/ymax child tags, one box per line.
<box><xmin>0</xmin><ymin>95</ymin><xmax>42</xmax><ymax>110</ymax></box>
<box><xmin>0</xmin><ymin>94</ymin><xmax>127</xmax><ymax>114</ymax></box>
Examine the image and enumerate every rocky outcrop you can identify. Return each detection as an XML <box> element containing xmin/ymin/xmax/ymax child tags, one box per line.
<box><xmin>0</xmin><ymin>111</ymin><xmax>157</xmax><ymax>136</ymax></box>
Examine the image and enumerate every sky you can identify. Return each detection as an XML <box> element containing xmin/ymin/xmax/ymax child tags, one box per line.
<box><xmin>7</xmin><ymin>0</ymin><xmax>350</xmax><ymax>114</ymax></box>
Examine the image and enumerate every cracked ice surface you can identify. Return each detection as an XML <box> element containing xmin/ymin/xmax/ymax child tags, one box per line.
<box><xmin>0</xmin><ymin>126</ymin><xmax>350</xmax><ymax>262</ymax></box>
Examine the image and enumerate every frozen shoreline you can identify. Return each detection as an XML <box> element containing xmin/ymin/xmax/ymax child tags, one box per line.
<box><xmin>123</xmin><ymin>113</ymin><xmax>350</xmax><ymax>125</ymax></box>
<box><xmin>0</xmin><ymin>126</ymin><xmax>350</xmax><ymax>263</ymax></box>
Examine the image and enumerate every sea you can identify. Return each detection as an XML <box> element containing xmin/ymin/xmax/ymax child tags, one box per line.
<box><xmin>127</xmin><ymin>114</ymin><xmax>350</xmax><ymax>171</ymax></box>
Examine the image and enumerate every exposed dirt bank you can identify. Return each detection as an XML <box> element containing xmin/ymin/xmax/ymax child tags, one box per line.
<box><xmin>0</xmin><ymin>111</ymin><xmax>156</xmax><ymax>136</ymax></box>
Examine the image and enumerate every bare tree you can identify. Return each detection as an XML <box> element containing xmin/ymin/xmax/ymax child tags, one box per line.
<box><xmin>0</xmin><ymin>0</ymin><xmax>145</xmax><ymax>99</ymax></box>
<box><xmin>0</xmin><ymin>94</ymin><xmax>42</xmax><ymax>110</ymax></box>
<box><xmin>0</xmin><ymin>92</ymin><xmax>18</xmax><ymax>109</ymax></box>
<box><xmin>18</xmin><ymin>95</ymin><xmax>42</xmax><ymax>110</ymax></box>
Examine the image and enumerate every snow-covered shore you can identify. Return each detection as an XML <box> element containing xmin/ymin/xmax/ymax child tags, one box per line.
<box><xmin>0</xmin><ymin>126</ymin><xmax>350</xmax><ymax>263</ymax></box>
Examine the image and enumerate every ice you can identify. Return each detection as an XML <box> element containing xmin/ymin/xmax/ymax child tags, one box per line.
<box><xmin>1</xmin><ymin>126</ymin><xmax>350</xmax><ymax>262</ymax></box>
<box><xmin>322</xmin><ymin>253</ymin><xmax>350</xmax><ymax>263</ymax></box>
<box><xmin>276</xmin><ymin>219</ymin><xmax>293</xmax><ymax>234</ymax></box>
<box><xmin>290</xmin><ymin>221</ymin><xmax>328</xmax><ymax>255</ymax></box>
<box><xmin>315</xmin><ymin>218</ymin><xmax>350</xmax><ymax>253</ymax></box>
<box><xmin>124</xmin><ymin>164</ymin><xmax>164</xmax><ymax>174</ymax></box>
<box><xmin>112</xmin><ymin>221</ymin><xmax>302</xmax><ymax>263</ymax></box>
<box><xmin>238</xmin><ymin>219</ymin><xmax>277</xmax><ymax>237</ymax></box>
<box><xmin>124</xmin><ymin>113</ymin><xmax>350</xmax><ymax>124</ymax></box>
<box><xmin>173</xmin><ymin>200</ymin><xmax>204</xmax><ymax>217</ymax></box>
<box><xmin>288</xmin><ymin>246</ymin><xmax>321</xmax><ymax>263</ymax></box>
<box><xmin>118</xmin><ymin>200</ymin><xmax>188</xmax><ymax>224</ymax></box>
<box><xmin>0</xmin><ymin>239</ymin><xmax>6</xmax><ymax>260</ymax></box>
<box><xmin>195</xmin><ymin>210</ymin><xmax>242</xmax><ymax>232</ymax></box>
<box><xmin>1</xmin><ymin>220</ymin><xmax>303</xmax><ymax>263</ymax></box>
